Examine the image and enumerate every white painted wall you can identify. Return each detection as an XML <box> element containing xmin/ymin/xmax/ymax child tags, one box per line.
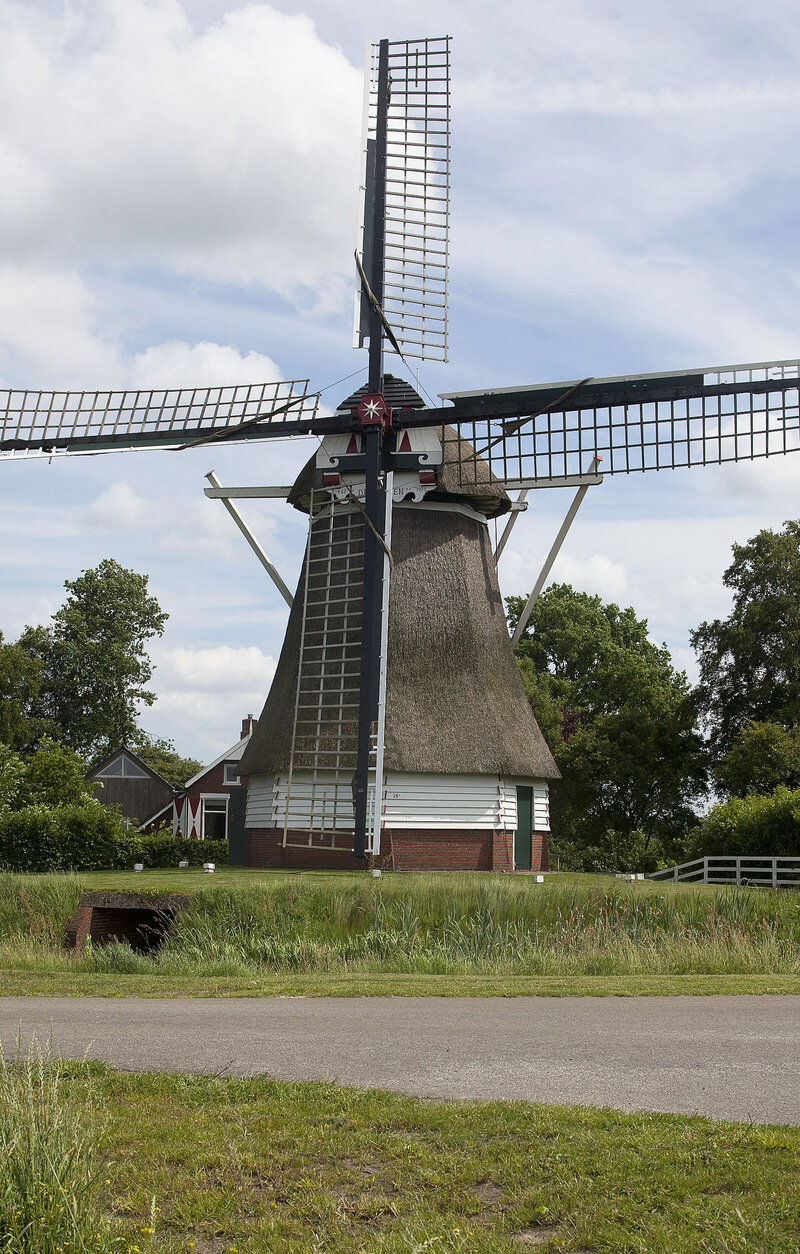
<box><xmin>245</xmin><ymin>772</ymin><xmax>550</xmax><ymax>832</ymax></box>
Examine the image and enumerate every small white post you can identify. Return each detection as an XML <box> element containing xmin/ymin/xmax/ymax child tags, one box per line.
<box><xmin>704</xmin><ymin>857</ymin><xmax>709</xmax><ymax>884</ymax></box>
<box><xmin>772</xmin><ymin>858</ymin><xmax>778</xmax><ymax>889</ymax></box>
<box><xmin>736</xmin><ymin>857</ymin><xmax>741</xmax><ymax>885</ymax></box>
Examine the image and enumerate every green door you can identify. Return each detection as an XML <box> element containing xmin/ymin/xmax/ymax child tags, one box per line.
<box><xmin>227</xmin><ymin>786</ymin><xmax>248</xmax><ymax>866</ymax></box>
<box><xmin>514</xmin><ymin>786</ymin><xmax>533</xmax><ymax>871</ymax></box>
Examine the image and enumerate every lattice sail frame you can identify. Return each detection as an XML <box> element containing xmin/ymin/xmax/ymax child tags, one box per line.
<box><xmin>438</xmin><ymin>359</ymin><xmax>800</xmax><ymax>487</ymax></box>
<box><xmin>354</xmin><ymin>36</ymin><xmax>451</xmax><ymax>362</ymax></box>
<box><xmin>0</xmin><ymin>379</ymin><xmax>319</xmax><ymax>459</ymax></box>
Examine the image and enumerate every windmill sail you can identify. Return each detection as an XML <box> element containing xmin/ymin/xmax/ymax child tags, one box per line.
<box><xmin>0</xmin><ymin>379</ymin><xmax>319</xmax><ymax>459</ymax></box>
<box><xmin>431</xmin><ymin>358</ymin><xmax>800</xmax><ymax>487</ymax></box>
<box><xmin>354</xmin><ymin>36</ymin><xmax>451</xmax><ymax>362</ymax></box>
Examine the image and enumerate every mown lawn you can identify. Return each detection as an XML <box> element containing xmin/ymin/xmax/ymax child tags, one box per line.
<box><xmin>43</xmin><ymin>1063</ymin><xmax>800</xmax><ymax>1253</ymax></box>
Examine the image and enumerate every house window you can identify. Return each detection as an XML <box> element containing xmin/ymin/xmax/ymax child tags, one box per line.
<box><xmin>202</xmin><ymin>797</ymin><xmax>228</xmax><ymax>841</ymax></box>
<box><xmin>224</xmin><ymin>764</ymin><xmax>240</xmax><ymax>785</ymax></box>
<box><xmin>95</xmin><ymin>756</ymin><xmax>149</xmax><ymax>779</ymax></box>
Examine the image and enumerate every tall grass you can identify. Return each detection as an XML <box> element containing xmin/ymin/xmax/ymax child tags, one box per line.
<box><xmin>1</xmin><ymin>873</ymin><xmax>798</xmax><ymax>977</ymax></box>
<box><xmin>0</xmin><ymin>1040</ymin><xmax>122</xmax><ymax>1253</ymax></box>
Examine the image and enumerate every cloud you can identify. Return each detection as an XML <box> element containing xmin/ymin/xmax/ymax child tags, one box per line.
<box><xmin>129</xmin><ymin>341</ymin><xmax>283</xmax><ymax>390</ymax></box>
<box><xmin>0</xmin><ymin>1</ymin><xmax>361</xmax><ymax>299</ymax></box>
<box><xmin>79</xmin><ymin>482</ymin><xmax>150</xmax><ymax>531</ymax></box>
<box><xmin>144</xmin><ymin>642</ymin><xmax>277</xmax><ymax>758</ymax></box>
<box><xmin>459</xmin><ymin>72</ymin><xmax>800</xmax><ymax>119</ymax></box>
<box><xmin>155</xmin><ymin>644</ymin><xmax>276</xmax><ymax>693</ymax></box>
<box><xmin>502</xmin><ymin>544</ymin><xmax>629</xmax><ymax>602</ymax></box>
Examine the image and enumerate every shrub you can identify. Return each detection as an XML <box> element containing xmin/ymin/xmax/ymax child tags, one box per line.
<box><xmin>130</xmin><ymin>833</ymin><xmax>228</xmax><ymax>869</ymax></box>
<box><xmin>0</xmin><ymin>803</ymin><xmax>228</xmax><ymax>872</ymax></box>
<box><xmin>691</xmin><ymin>785</ymin><xmax>800</xmax><ymax>859</ymax></box>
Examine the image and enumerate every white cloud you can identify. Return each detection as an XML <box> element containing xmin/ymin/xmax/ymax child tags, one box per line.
<box><xmin>0</xmin><ymin>1</ymin><xmax>361</xmax><ymax>298</ymax></box>
<box><xmin>79</xmin><ymin>482</ymin><xmax>150</xmax><ymax>531</ymax></box>
<box><xmin>144</xmin><ymin>643</ymin><xmax>277</xmax><ymax>758</ymax></box>
<box><xmin>129</xmin><ymin>341</ymin><xmax>283</xmax><ymax>390</ymax></box>
<box><xmin>155</xmin><ymin>644</ymin><xmax>276</xmax><ymax>693</ymax></box>
<box><xmin>502</xmin><ymin>545</ymin><xmax>628</xmax><ymax>602</ymax></box>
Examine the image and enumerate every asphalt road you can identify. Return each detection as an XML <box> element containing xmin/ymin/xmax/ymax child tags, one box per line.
<box><xmin>1</xmin><ymin>995</ymin><xmax>797</xmax><ymax>1125</ymax></box>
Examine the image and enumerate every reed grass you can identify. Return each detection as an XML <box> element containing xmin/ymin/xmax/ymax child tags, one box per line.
<box><xmin>0</xmin><ymin>1039</ymin><xmax>124</xmax><ymax>1254</ymax></box>
<box><xmin>0</xmin><ymin>872</ymin><xmax>798</xmax><ymax>978</ymax></box>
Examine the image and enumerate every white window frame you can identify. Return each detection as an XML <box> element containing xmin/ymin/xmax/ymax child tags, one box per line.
<box><xmin>200</xmin><ymin>793</ymin><xmax>229</xmax><ymax>842</ymax></box>
<box><xmin>223</xmin><ymin>764</ymin><xmax>240</xmax><ymax>786</ymax></box>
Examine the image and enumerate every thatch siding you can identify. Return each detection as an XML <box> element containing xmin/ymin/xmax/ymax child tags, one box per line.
<box><xmin>383</xmin><ymin>506</ymin><xmax>558</xmax><ymax>778</ymax></box>
<box><xmin>240</xmin><ymin>503</ymin><xmax>559</xmax><ymax>782</ymax></box>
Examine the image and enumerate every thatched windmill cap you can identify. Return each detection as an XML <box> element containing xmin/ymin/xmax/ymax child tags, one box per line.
<box><xmin>288</xmin><ymin>377</ymin><xmax>511</xmax><ymax>519</ymax></box>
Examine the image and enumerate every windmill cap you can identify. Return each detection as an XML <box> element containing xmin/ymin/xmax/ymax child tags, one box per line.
<box><xmin>288</xmin><ymin>376</ymin><xmax>511</xmax><ymax>519</ymax></box>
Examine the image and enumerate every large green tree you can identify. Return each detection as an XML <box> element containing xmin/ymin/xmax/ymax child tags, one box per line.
<box><xmin>40</xmin><ymin>559</ymin><xmax>168</xmax><ymax>759</ymax></box>
<box><xmin>508</xmin><ymin>584</ymin><xmax>706</xmax><ymax>869</ymax></box>
<box><xmin>714</xmin><ymin>721</ymin><xmax>800</xmax><ymax>798</ymax></box>
<box><xmin>0</xmin><ymin>628</ymin><xmax>59</xmax><ymax>751</ymax></box>
<box><xmin>691</xmin><ymin>521</ymin><xmax>800</xmax><ymax>757</ymax></box>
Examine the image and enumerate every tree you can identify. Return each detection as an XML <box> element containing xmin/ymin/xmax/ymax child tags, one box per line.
<box><xmin>508</xmin><ymin>584</ymin><xmax>707</xmax><ymax>869</ymax></box>
<box><xmin>0</xmin><ymin>737</ymin><xmax>94</xmax><ymax>818</ymax></box>
<box><xmin>44</xmin><ymin>559</ymin><xmax>168</xmax><ymax>758</ymax></box>
<box><xmin>691</xmin><ymin>521</ymin><xmax>800</xmax><ymax>757</ymax></box>
<box><xmin>134</xmin><ymin>734</ymin><xmax>203</xmax><ymax>790</ymax></box>
<box><xmin>0</xmin><ymin>628</ymin><xmax>59</xmax><ymax>751</ymax></box>
<box><xmin>714</xmin><ymin>721</ymin><xmax>800</xmax><ymax>798</ymax></box>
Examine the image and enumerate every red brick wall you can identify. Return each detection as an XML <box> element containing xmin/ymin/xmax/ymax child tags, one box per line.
<box><xmin>184</xmin><ymin>761</ymin><xmax>238</xmax><ymax>801</ymax></box>
<box><xmin>245</xmin><ymin>828</ymin><xmax>366</xmax><ymax>870</ymax></box>
<box><xmin>65</xmin><ymin>905</ymin><xmax>93</xmax><ymax>949</ymax></box>
<box><xmin>245</xmin><ymin>827</ymin><xmax>520</xmax><ymax>872</ymax></box>
<box><xmin>532</xmin><ymin>831</ymin><xmax>549</xmax><ymax>872</ymax></box>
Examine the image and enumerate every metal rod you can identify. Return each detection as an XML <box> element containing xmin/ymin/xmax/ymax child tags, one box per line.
<box><xmin>353</xmin><ymin>39</ymin><xmax>390</xmax><ymax>861</ymax></box>
<box><xmin>370</xmin><ymin>471</ymin><xmax>393</xmax><ymax>857</ymax></box>
<box><xmin>205</xmin><ymin>471</ymin><xmax>293</xmax><ymax>607</ymax></box>
<box><xmin>494</xmin><ymin>489</ymin><xmax>528</xmax><ymax>562</ymax></box>
<box><xmin>510</xmin><ymin>456</ymin><xmax>601</xmax><ymax>647</ymax></box>
<box><xmin>204</xmin><ymin>485</ymin><xmax>292</xmax><ymax>498</ymax></box>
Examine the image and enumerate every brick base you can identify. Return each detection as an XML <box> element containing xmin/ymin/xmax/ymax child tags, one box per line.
<box><xmin>64</xmin><ymin>892</ymin><xmax>188</xmax><ymax>952</ymax></box>
<box><xmin>244</xmin><ymin>827</ymin><xmax>528</xmax><ymax>872</ymax></box>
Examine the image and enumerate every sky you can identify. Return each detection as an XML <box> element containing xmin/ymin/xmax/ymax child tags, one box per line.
<box><xmin>2</xmin><ymin>0</ymin><xmax>800</xmax><ymax>761</ymax></box>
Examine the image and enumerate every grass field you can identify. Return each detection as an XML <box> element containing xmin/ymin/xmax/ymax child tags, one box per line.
<box><xmin>1</xmin><ymin>869</ymin><xmax>799</xmax><ymax>996</ymax></box>
<box><xmin>2</xmin><ymin>1055</ymin><xmax>799</xmax><ymax>1254</ymax></box>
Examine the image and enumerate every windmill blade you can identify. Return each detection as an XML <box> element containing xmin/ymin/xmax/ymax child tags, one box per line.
<box><xmin>388</xmin><ymin>358</ymin><xmax>800</xmax><ymax>486</ymax></box>
<box><xmin>354</xmin><ymin>36</ymin><xmax>451</xmax><ymax>363</ymax></box>
<box><xmin>0</xmin><ymin>379</ymin><xmax>319</xmax><ymax>459</ymax></box>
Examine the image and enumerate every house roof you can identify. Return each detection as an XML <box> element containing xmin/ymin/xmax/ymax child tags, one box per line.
<box><xmin>181</xmin><ymin>732</ymin><xmax>252</xmax><ymax>790</ymax></box>
<box><xmin>87</xmin><ymin>746</ymin><xmax>175</xmax><ymax>791</ymax></box>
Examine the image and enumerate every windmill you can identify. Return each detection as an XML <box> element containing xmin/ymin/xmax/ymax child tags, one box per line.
<box><xmin>3</xmin><ymin>36</ymin><xmax>800</xmax><ymax>872</ymax></box>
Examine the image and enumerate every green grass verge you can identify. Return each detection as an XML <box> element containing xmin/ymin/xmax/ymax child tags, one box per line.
<box><xmin>2</xmin><ymin>971</ymin><xmax>800</xmax><ymax>998</ymax></box>
<box><xmin>2</xmin><ymin>869</ymin><xmax>800</xmax><ymax>996</ymax></box>
<box><xmin>14</xmin><ymin>1061</ymin><xmax>800</xmax><ymax>1253</ymax></box>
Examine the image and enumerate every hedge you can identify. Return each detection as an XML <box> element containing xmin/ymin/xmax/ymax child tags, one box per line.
<box><xmin>691</xmin><ymin>785</ymin><xmax>800</xmax><ymax>859</ymax></box>
<box><xmin>0</xmin><ymin>801</ymin><xmax>228</xmax><ymax>873</ymax></box>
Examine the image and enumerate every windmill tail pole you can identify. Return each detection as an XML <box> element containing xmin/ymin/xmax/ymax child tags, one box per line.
<box><xmin>510</xmin><ymin>456</ymin><xmax>602</xmax><ymax>647</ymax></box>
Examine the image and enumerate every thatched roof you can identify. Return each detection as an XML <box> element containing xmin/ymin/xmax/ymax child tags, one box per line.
<box><xmin>240</xmin><ymin>504</ymin><xmax>559</xmax><ymax>782</ymax></box>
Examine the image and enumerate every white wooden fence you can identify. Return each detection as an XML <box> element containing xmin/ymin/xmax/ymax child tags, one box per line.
<box><xmin>650</xmin><ymin>855</ymin><xmax>800</xmax><ymax>887</ymax></box>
